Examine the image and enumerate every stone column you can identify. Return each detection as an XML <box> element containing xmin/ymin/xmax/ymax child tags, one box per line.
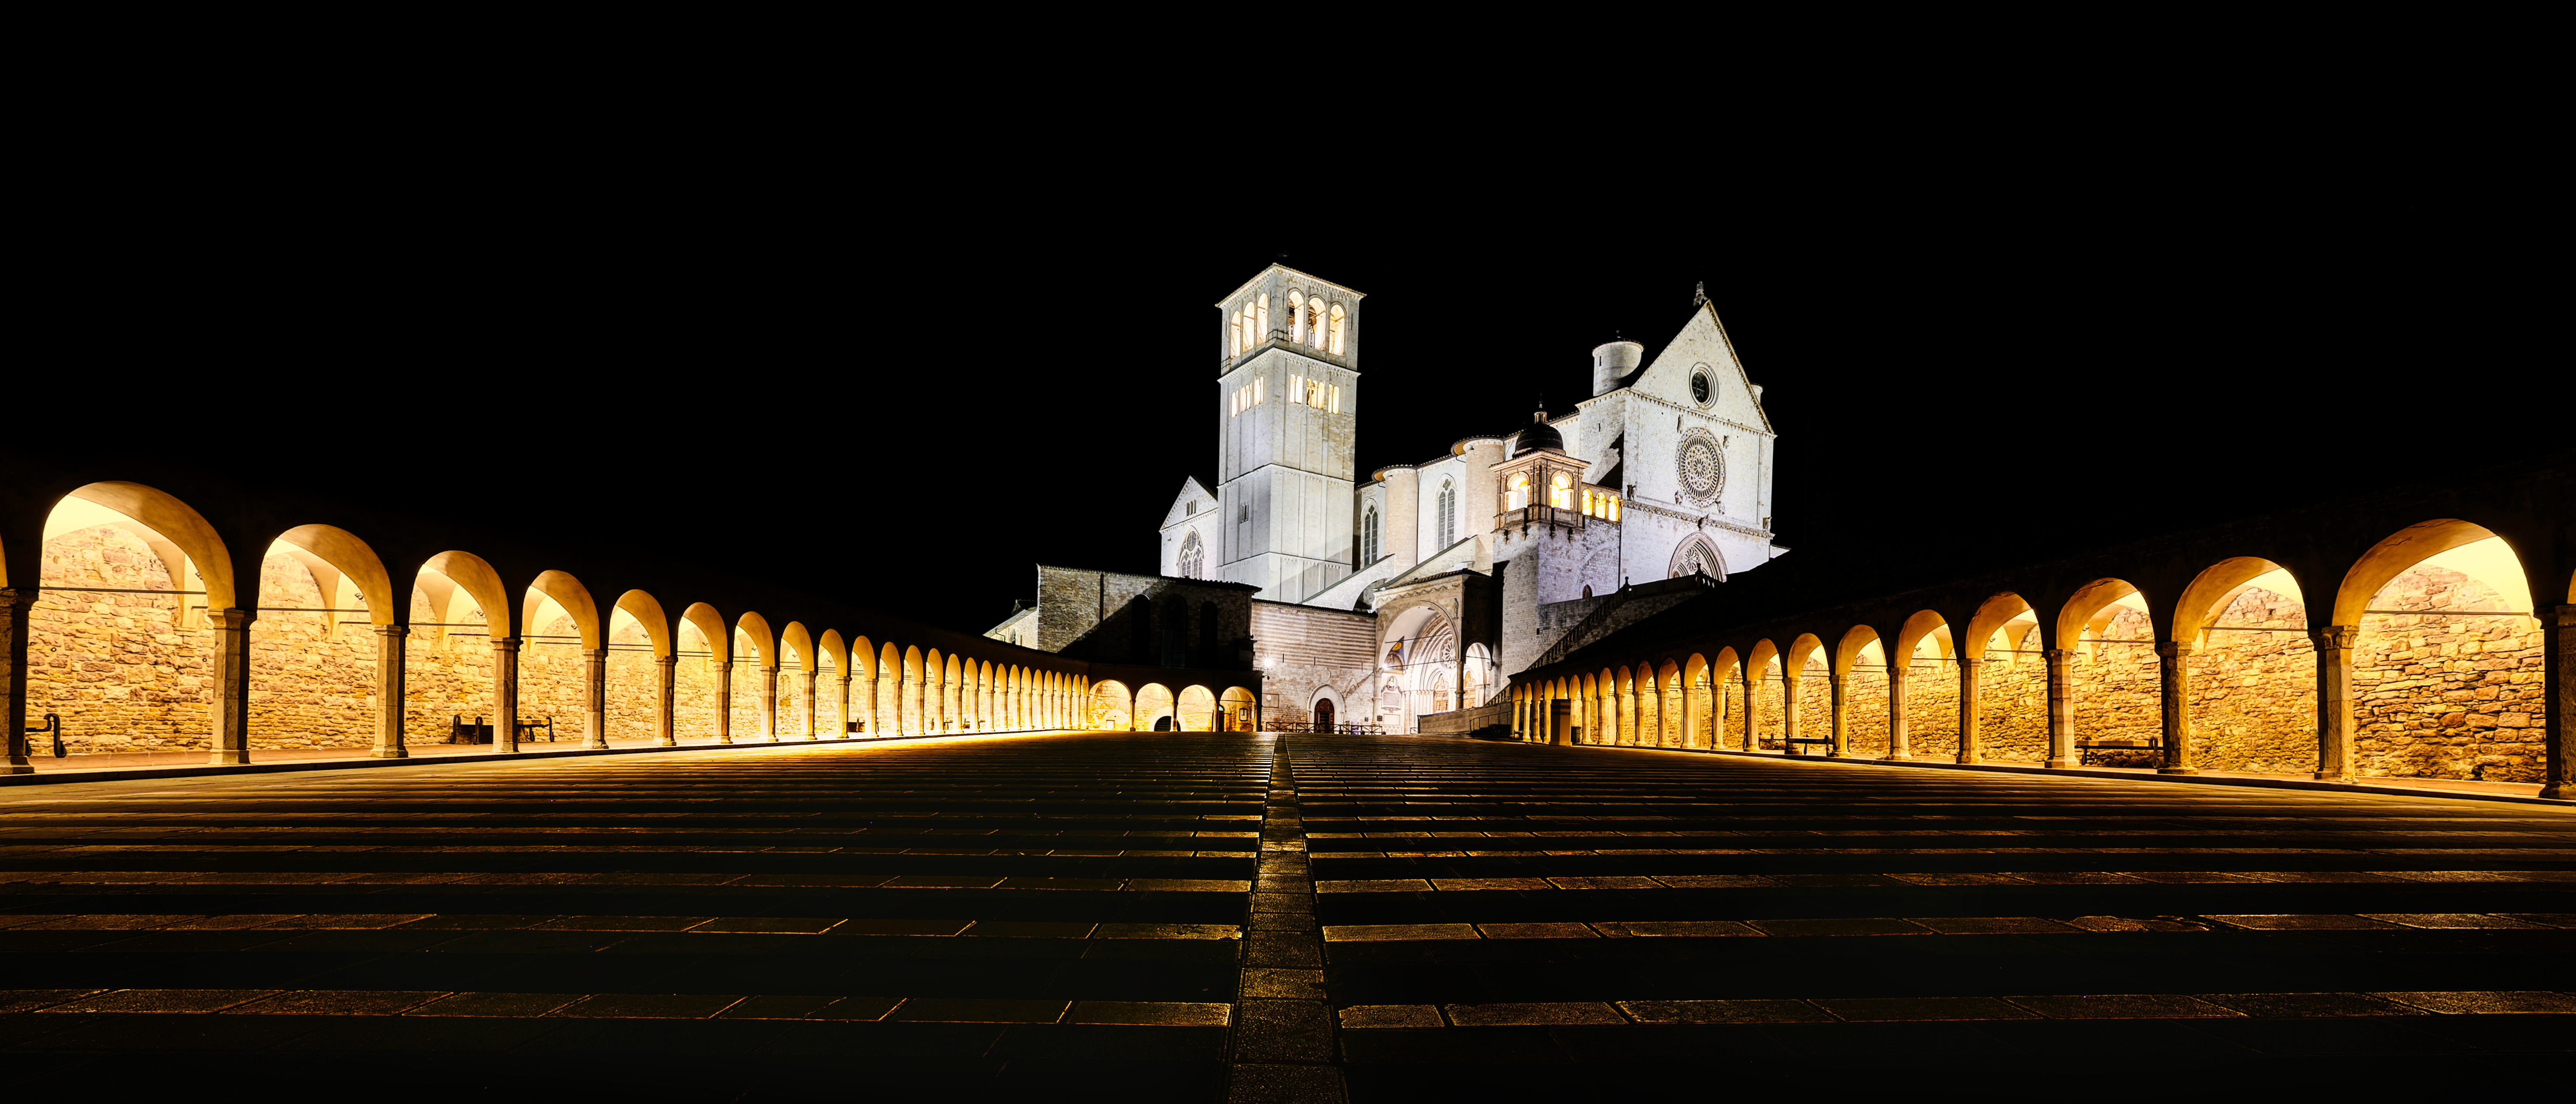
<box><xmin>490</xmin><ymin>635</ymin><xmax>521</xmax><ymax>754</ymax></box>
<box><xmin>207</xmin><ymin>608</ymin><xmax>256</xmax><ymax>765</ymax></box>
<box><xmin>372</xmin><ymin>625</ymin><xmax>409</xmax><ymax>758</ymax></box>
<box><xmin>2044</xmin><ymin>648</ymin><xmax>2074</xmax><ymax>768</ymax></box>
<box><xmin>1742</xmin><ymin>673</ymin><xmax>1758</xmax><ymax>751</ymax></box>
<box><xmin>713</xmin><ymin>659</ymin><xmax>733</xmax><ymax>744</ymax></box>
<box><xmin>1886</xmin><ymin>660</ymin><xmax>1912</xmax><ymax>760</ymax></box>
<box><xmin>838</xmin><ymin>672</ymin><xmax>852</xmax><ymax>738</ymax></box>
<box><xmin>654</xmin><ymin>656</ymin><xmax>678</xmax><ymax>746</ymax></box>
<box><xmin>3</xmin><ymin>588</ymin><xmax>37</xmax><ymax>774</ymax></box>
<box><xmin>874</xmin><ymin>674</ymin><xmax>892</xmax><ymax>737</ymax></box>
<box><xmin>1827</xmin><ymin>667</ymin><xmax>1850</xmax><ymax>757</ymax></box>
<box><xmin>2541</xmin><ymin>605</ymin><xmax>2573</xmax><ymax>801</ymax></box>
<box><xmin>1956</xmin><ymin>657</ymin><xmax>1984</xmax><ymax>765</ymax></box>
<box><xmin>798</xmin><ymin>668</ymin><xmax>817</xmax><ymax>740</ymax></box>
<box><xmin>2310</xmin><ymin>625</ymin><xmax>2359</xmax><ymax>782</ymax></box>
<box><xmin>2156</xmin><ymin>641</ymin><xmax>2196</xmax><ymax>774</ymax></box>
<box><xmin>760</xmin><ymin>666</ymin><xmax>780</xmax><ymax>742</ymax></box>
<box><xmin>582</xmin><ymin>647</ymin><xmax>609</xmax><ymax>750</ymax></box>
<box><xmin>1780</xmin><ymin>673</ymin><xmax>1801</xmax><ymax>753</ymax></box>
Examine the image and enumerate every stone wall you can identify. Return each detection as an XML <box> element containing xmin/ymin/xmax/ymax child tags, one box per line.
<box><xmin>2190</xmin><ymin>585</ymin><xmax>2316</xmax><ymax>773</ymax></box>
<box><xmin>2069</xmin><ymin>608</ymin><xmax>2161</xmax><ymax>757</ymax></box>
<box><xmin>28</xmin><ymin>524</ymin><xmax>212</xmax><ymax>751</ymax></box>
<box><xmin>1249</xmin><ymin>600</ymin><xmax>1375</xmax><ymax>726</ymax></box>
<box><xmin>2354</xmin><ymin>564</ymin><xmax>2547</xmax><ymax>781</ymax></box>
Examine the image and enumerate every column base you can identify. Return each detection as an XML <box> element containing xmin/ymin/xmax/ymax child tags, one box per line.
<box><xmin>1957</xmin><ymin>756</ymin><xmax>1981</xmax><ymax>766</ymax></box>
<box><xmin>1881</xmin><ymin>754</ymin><xmax>1912</xmax><ymax>762</ymax></box>
<box><xmin>655</xmin><ymin>737</ymin><xmax>677</xmax><ymax>747</ymax></box>
<box><xmin>1826</xmin><ymin>750</ymin><xmax>1849</xmax><ymax>758</ymax></box>
<box><xmin>2045</xmin><ymin>757</ymin><xmax>2074</xmax><ymax>769</ymax></box>
<box><xmin>495</xmin><ymin>743</ymin><xmax>520</xmax><ymax>755</ymax></box>
<box><xmin>2158</xmin><ymin>766</ymin><xmax>2200</xmax><ymax>775</ymax></box>
<box><xmin>208</xmin><ymin>750</ymin><xmax>249</xmax><ymax>766</ymax></box>
<box><xmin>2540</xmin><ymin>781</ymin><xmax>2570</xmax><ymax>800</ymax></box>
<box><xmin>371</xmin><ymin>748</ymin><xmax>410</xmax><ymax>759</ymax></box>
<box><xmin>0</xmin><ymin>762</ymin><xmax>33</xmax><ymax>775</ymax></box>
<box><xmin>584</xmin><ymin>739</ymin><xmax>608</xmax><ymax>750</ymax></box>
<box><xmin>2312</xmin><ymin>771</ymin><xmax>2352</xmax><ymax>784</ymax></box>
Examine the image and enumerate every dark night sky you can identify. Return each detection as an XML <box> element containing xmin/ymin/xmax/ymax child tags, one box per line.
<box><xmin>47</xmin><ymin>125</ymin><xmax>2561</xmax><ymax>635</ymax></box>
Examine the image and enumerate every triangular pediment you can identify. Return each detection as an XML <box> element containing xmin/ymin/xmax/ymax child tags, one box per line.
<box><xmin>1631</xmin><ymin>303</ymin><xmax>1773</xmax><ymax>434</ymax></box>
<box><xmin>1161</xmin><ymin>477</ymin><xmax>1218</xmax><ymax>529</ymax></box>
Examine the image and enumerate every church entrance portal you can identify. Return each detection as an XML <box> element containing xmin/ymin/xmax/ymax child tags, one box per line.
<box><xmin>1314</xmin><ymin>700</ymin><xmax>1334</xmax><ymax>730</ymax></box>
<box><xmin>1154</xmin><ymin>716</ymin><xmax>1173</xmax><ymax>732</ymax></box>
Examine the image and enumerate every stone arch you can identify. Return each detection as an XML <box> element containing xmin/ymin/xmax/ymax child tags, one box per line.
<box><xmin>942</xmin><ymin>652</ymin><xmax>963</xmax><ymax>732</ymax></box>
<box><xmin>1178</xmin><ymin>685</ymin><xmax>1217</xmax><ymax>732</ymax></box>
<box><xmin>615</xmin><ymin>591</ymin><xmax>674</xmax><ymax>660</ymax></box>
<box><xmin>1220</xmin><ymin>685</ymin><xmax>1258</xmax><ymax>731</ymax></box>
<box><xmin>1091</xmin><ymin>679</ymin><xmax>1133</xmax><ymax>730</ymax></box>
<box><xmin>1654</xmin><ymin>658</ymin><xmax>1683</xmax><ymax>747</ymax></box>
<box><xmin>1307</xmin><ymin>684</ymin><xmax>1345</xmax><ymax>730</ymax></box>
<box><xmin>30</xmin><ymin>490</ymin><xmax>238</xmax><ymax>756</ymax></box>
<box><xmin>1668</xmin><ymin>534</ymin><xmax>1725</xmax><ymax>581</ymax></box>
<box><xmin>271</xmin><ymin>524</ymin><xmax>396</xmax><ymax>626</ymax></box>
<box><xmin>2333</xmin><ymin>519</ymin><xmax>2529</xmax><ymax>627</ymax></box>
<box><xmin>2052</xmin><ymin>580</ymin><xmax>2161</xmax><ymax>766</ymax></box>
<box><xmin>1745</xmin><ymin>639</ymin><xmax>1783</xmax><ymax>750</ymax></box>
<box><xmin>1836</xmin><ymin>625</ymin><xmax>1888</xmax><ymax>757</ymax></box>
<box><xmin>1136</xmin><ymin>682</ymin><xmax>1175</xmax><ymax>731</ymax></box>
<box><xmin>2171</xmin><ymin>559</ymin><xmax>2316</xmax><ymax>774</ymax></box>
<box><xmin>2340</xmin><ymin>525</ymin><xmax>2543</xmax><ymax>783</ymax></box>
<box><xmin>525</xmin><ymin>571</ymin><xmax>601</xmax><ymax>649</ymax></box>
<box><xmin>51</xmin><ymin>483</ymin><xmax>236</xmax><ymax>608</ymax></box>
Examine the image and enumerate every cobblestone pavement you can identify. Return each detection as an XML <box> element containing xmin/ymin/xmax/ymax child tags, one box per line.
<box><xmin>1</xmin><ymin>733</ymin><xmax>2570</xmax><ymax>1100</ymax></box>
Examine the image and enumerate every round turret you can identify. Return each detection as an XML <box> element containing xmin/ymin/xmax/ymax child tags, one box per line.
<box><xmin>1592</xmin><ymin>340</ymin><xmax>1644</xmax><ymax>396</ymax></box>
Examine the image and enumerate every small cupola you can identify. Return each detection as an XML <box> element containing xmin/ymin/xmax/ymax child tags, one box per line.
<box><xmin>1513</xmin><ymin>403</ymin><xmax>1564</xmax><ymax>457</ymax></box>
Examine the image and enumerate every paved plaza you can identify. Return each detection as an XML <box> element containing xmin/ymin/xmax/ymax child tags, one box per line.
<box><xmin>0</xmin><ymin>733</ymin><xmax>2569</xmax><ymax>1099</ymax></box>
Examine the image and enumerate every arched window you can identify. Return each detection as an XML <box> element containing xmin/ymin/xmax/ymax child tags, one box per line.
<box><xmin>1362</xmin><ymin>507</ymin><xmax>1380</xmax><ymax>564</ymax></box>
<box><xmin>1549</xmin><ymin>472</ymin><xmax>1573</xmax><ymax>510</ymax></box>
<box><xmin>1256</xmin><ymin>292</ymin><xmax>1269</xmax><ymax>343</ymax></box>
<box><xmin>1327</xmin><ymin>303</ymin><xmax>1346</xmax><ymax>355</ymax></box>
<box><xmin>1228</xmin><ymin>312</ymin><xmax>1241</xmax><ymax>358</ymax></box>
<box><xmin>1287</xmin><ymin>290</ymin><xmax>1305</xmax><ymax>343</ymax></box>
<box><xmin>1507</xmin><ymin>473</ymin><xmax>1529</xmax><ymax>511</ymax></box>
<box><xmin>1437</xmin><ymin>480</ymin><xmax>1456</xmax><ymax>548</ymax></box>
<box><xmin>1306</xmin><ymin>300</ymin><xmax>1322</xmax><ymax>346</ymax></box>
<box><xmin>1178</xmin><ymin>531</ymin><xmax>1205</xmax><ymax>579</ymax></box>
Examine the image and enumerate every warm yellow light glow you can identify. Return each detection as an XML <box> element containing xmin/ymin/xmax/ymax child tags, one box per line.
<box><xmin>1288</xmin><ymin>289</ymin><xmax>1305</xmax><ymax>343</ymax></box>
<box><xmin>1328</xmin><ymin>385</ymin><xmax>1340</xmax><ymax>413</ymax></box>
<box><xmin>2419</xmin><ymin>536</ymin><xmax>2533</xmax><ymax>611</ymax></box>
<box><xmin>1289</xmin><ymin>374</ymin><xmax>1304</xmax><ymax>405</ymax></box>
<box><xmin>1328</xmin><ymin>303</ymin><xmax>1345</xmax><ymax>354</ymax></box>
<box><xmin>1256</xmin><ymin>292</ymin><xmax>1269</xmax><ymax>340</ymax></box>
<box><xmin>1253</xmin><ymin>376</ymin><xmax>1262</xmax><ymax>404</ymax></box>
<box><xmin>1608</xmin><ymin>496</ymin><xmax>1621</xmax><ymax>521</ymax></box>
<box><xmin>1581</xmin><ymin>490</ymin><xmax>1594</xmax><ymax>517</ymax></box>
<box><xmin>1507</xmin><ymin>474</ymin><xmax>1529</xmax><ymax>511</ymax></box>
<box><xmin>1549</xmin><ymin>472</ymin><xmax>1572</xmax><ymax>510</ymax></box>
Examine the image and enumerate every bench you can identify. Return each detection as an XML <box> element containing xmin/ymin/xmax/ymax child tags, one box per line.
<box><xmin>2077</xmin><ymin>739</ymin><xmax>2163</xmax><ymax>766</ymax></box>
<box><xmin>1783</xmin><ymin>736</ymin><xmax>1834</xmax><ymax>756</ymax></box>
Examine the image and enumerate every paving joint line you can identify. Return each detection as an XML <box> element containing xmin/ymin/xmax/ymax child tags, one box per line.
<box><xmin>1227</xmin><ymin>737</ymin><xmax>1345</xmax><ymax>1104</ymax></box>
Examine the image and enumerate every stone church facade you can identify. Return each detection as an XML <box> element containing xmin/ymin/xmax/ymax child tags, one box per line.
<box><xmin>1010</xmin><ymin>264</ymin><xmax>1785</xmax><ymax>733</ymax></box>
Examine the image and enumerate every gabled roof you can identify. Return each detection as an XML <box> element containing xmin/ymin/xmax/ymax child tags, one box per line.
<box><xmin>1160</xmin><ymin>476</ymin><xmax>1219</xmax><ymax>530</ymax></box>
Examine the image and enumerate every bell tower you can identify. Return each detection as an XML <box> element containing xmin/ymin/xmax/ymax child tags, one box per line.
<box><xmin>1213</xmin><ymin>264</ymin><xmax>1364</xmax><ymax>601</ymax></box>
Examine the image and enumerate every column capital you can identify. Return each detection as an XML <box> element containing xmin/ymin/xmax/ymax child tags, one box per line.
<box><xmin>583</xmin><ymin>647</ymin><xmax>608</xmax><ymax>660</ymax></box>
<box><xmin>0</xmin><ymin>587</ymin><xmax>35</xmax><ymax>608</ymax></box>
<box><xmin>655</xmin><ymin>654</ymin><xmax>680</xmax><ymax>667</ymax></box>
<box><xmin>2043</xmin><ymin>648</ymin><xmax>2068</xmax><ymax>660</ymax></box>
<box><xmin>2308</xmin><ymin>624</ymin><xmax>2360</xmax><ymax>651</ymax></box>
<box><xmin>1957</xmin><ymin>656</ymin><xmax>1986</xmax><ymax>668</ymax></box>
<box><xmin>373</xmin><ymin>623</ymin><xmax>410</xmax><ymax>639</ymax></box>
<box><xmin>205</xmin><ymin>608</ymin><xmax>257</xmax><ymax>630</ymax></box>
<box><xmin>2555</xmin><ymin>603</ymin><xmax>2576</xmax><ymax>628</ymax></box>
<box><xmin>2154</xmin><ymin>640</ymin><xmax>2193</xmax><ymax>660</ymax></box>
<box><xmin>488</xmin><ymin>636</ymin><xmax>521</xmax><ymax>651</ymax></box>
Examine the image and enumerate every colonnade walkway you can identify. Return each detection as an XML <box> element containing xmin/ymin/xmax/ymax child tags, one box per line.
<box><xmin>0</xmin><ymin>733</ymin><xmax>2569</xmax><ymax>1099</ymax></box>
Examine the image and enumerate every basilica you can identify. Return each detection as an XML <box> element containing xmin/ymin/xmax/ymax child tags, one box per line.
<box><xmin>1115</xmin><ymin>264</ymin><xmax>1782</xmax><ymax>733</ymax></box>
